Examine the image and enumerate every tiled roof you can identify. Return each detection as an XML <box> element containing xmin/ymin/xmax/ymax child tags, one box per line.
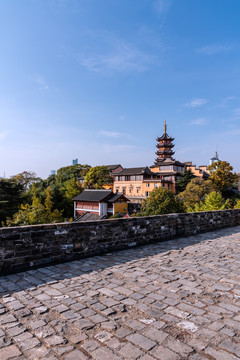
<box><xmin>72</xmin><ymin>190</ymin><xmax>112</xmax><ymax>202</ymax></box>
<box><xmin>156</xmin><ymin>133</ymin><xmax>174</xmax><ymax>141</ymax></box>
<box><xmin>107</xmin><ymin>193</ymin><xmax>129</xmax><ymax>203</ymax></box>
<box><xmin>116</xmin><ymin>167</ymin><xmax>152</xmax><ymax>176</ymax></box>
<box><xmin>106</xmin><ymin>164</ymin><xmax>123</xmax><ymax>171</ymax></box>
<box><xmin>151</xmin><ymin>159</ymin><xmax>185</xmax><ymax>167</ymax></box>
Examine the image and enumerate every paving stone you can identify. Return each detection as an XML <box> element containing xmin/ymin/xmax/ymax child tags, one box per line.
<box><xmin>205</xmin><ymin>346</ymin><xmax>239</xmax><ymax>360</ymax></box>
<box><xmin>64</xmin><ymin>349</ymin><xmax>88</xmax><ymax>360</ymax></box>
<box><xmin>0</xmin><ymin>344</ymin><xmax>22</xmax><ymax>359</ymax></box>
<box><xmin>143</xmin><ymin>327</ymin><xmax>168</xmax><ymax>343</ymax></box>
<box><xmin>150</xmin><ymin>345</ymin><xmax>180</xmax><ymax>360</ymax></box>
<box><xmin>74</xmin><ymin>318</ymin><xmax>95</xmax><ymax>330</ymax></box>
<box><xmin>164</xmin><ymin>337</ymin><xmax>194</xmax><ymax>357</ymax></box>
<box><xmin>82</xmin><ymin>339</ymin><xmax>100</xmax><ymax>352</ymax></box>
<box><xmin>125</xmin><ymin>319</ymin><xmax>146</xmax><ymax>331</ymax></box>
<box><xmin>91</xmin><ymin>347</ymin><xmax>122</xmax><ymax>360</ymax></box>
<box><xmin>127</xmin><ymin>333</ymin><xmax>156</xmax><ymax>351</ymax></box>
<box><xmin>119</xmin><ymin>343</ymin><xmax>144</xmax><ymax>359</ymax></box>
<box><xmin>29</xmin><ymin>319</ymin><xmax>46</xmax><ymax>329</ymax></box>
<box><xmin>45</xmin><ymin>334</ymin><xmax>67</xmax><ymax>346</ymax></box>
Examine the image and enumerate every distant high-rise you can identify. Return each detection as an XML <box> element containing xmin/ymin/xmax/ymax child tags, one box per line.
<box><xmin>72</xmin><ymin>159</ymin><xmax>78</xmax><ymax>166</ymax></box>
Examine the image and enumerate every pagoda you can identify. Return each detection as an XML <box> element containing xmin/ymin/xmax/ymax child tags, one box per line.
<box><xmin>155</xmin><ymin>121</ymin><xmax>175</xmax><ymax>164</ymax></box>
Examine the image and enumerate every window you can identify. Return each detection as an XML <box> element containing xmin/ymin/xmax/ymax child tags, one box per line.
<box><xmin>122</xmin><ymin>187</ymin><xmax>126</xmax><ymax>194</ymax></box>
<box><xmin>116</xmin><ymin>187</ymin><xmax>119</xmax><ymax>193</ymax></box>
<box><xmin>154</xmin><ymin>183</ymin><xmax>158</xmax><ymax>188</ymax></box>
<box><xmin>136</xmin><ymin>186</ymin><xmax>141</xmax><ymax>193</ymax></box>
<box><xmin>136</xmin><ymin>175</ymin><xmax>143</xmax><ymax>181</ymax></box>
<box><xmin>146</xmin><ymin>183</ymin><xmax>150</xmax><ymax>187</ymax></box>
<box><xmin>145</xmin><ymin>191</ymin><xmax>150</xmax><ymax>197</ymax></box>
<box><xmin>130</xmin><ymin>175</ymin><xmax>135</xmax><ymax>181</ymax></box>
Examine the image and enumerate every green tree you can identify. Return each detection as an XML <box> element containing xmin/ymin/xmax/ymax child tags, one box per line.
<box><xmin>12</xmin><ymin>171</ymin><xmax>40</xmax><ymax>190</ymax></box>
<box><xmin>56</xmin><ymin>164</ymin><xmax>90</xmax><ymax>186</ymax></box>
<box><xmin>207</xmin><ymin>161</ymin><xmax>238</xmax><ymax>193</ymax></box>
<box><xmin>194</xmin><ymin>191</ymin><xmax>230</xmax><ymax>212</ymax></box>
<box><xmin>84</xmin><ymin>166</ymin><xmax>113</xmax><ymax>189</ymax></box>
<box><xmin>0</xmin><ymin>179</ymin><xmax>24</xmax><ymax>225</ymax></box>
<box><xmin>177</xmin><ymin>178</ymin><xmax>215</xmax><ymax>211</ymax></box>
<box><xmin>234</xmin><ymin>199</ymin><xmax>240</xmax><ymax>209</ymax></box>
<box><xmin>44</xmin><ymin>187</ymin><xmax>63</xmax><ymax>223</ymax></box>
<box><xmin>176</xmin><ymin>168</ymin><xmax>195</xmax><ymax>193</ymax></box>
<box><xmin>140</xmin><ymin>187</ymin><xmax>183</xmax><ymax>216</ymax></box>
<box><xmin>7</xmin><ymin>187</ymin><xmax>63</xmax><ymax>226</ymax></box>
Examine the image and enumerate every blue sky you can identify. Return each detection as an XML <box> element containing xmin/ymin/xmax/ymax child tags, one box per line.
<box><xmin>0</xmin><ymin>0</ymin><xmax>240</xmax><ymax>178</ymax></box>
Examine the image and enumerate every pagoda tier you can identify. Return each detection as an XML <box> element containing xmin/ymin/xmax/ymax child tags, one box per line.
<box><xmin>156</xmin><ymin>134</ymin><xmax>174</xmax><ymax>142</ymax></box>
<box><xmin>156</xmin><ymin>149</ymin><xmax>175</xmax><ymax>156</ymax></box>
<box><xmin>156</xmin><ymin>142</ymin><xmax>174</xmax><ymax>148</ymax></box>
<box><xmin>155</xmin><ymin>121</ymin><xmax>175</xmax><ymax>162</ymax></box>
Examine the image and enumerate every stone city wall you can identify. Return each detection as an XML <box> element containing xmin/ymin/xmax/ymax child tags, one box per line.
<box><xmin>1</xmin><ymin>209</ymin><xmax>240</xmax><ymax>275</ymax></box>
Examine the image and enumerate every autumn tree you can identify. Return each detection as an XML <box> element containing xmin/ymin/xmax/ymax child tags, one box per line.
<box><xmin>207</xmin><ymin>161</ymin><xmax>238</xmax><ymax>194</ymax></box>
<box><xmin>7</xmin><ymin>186</ymin><xmax>63</xmax><ymax>226</ymax></box>
<box><xmin>84</xmin><ymin>166</ymin><xmax>113</xmax><ymax>189</ymax></box>
<box><xmin>194</xmin><ymin>191</ymin><xmax>230</xmax><ymax>212</ymax></box>
<box><xmin>177</xmin><ymin>178</ymin><xmax>215</xmax><ymax>212</ymax></box>
<box><xmin>140</xmin><ymin>187</ymin><xmax>183</xmax><ymax>216</ymax></box>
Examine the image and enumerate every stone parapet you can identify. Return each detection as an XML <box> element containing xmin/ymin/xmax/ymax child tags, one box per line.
<box><xmin>1</xmin><ymin>209</ymin><xmax>240</xmax><ymax>275</ymax></box>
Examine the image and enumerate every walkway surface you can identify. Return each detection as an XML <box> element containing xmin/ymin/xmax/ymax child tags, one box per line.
<box><xmin>1</xmin><ymin>227</ymin><xmax>240</xmax><ymax>360</ymax></box>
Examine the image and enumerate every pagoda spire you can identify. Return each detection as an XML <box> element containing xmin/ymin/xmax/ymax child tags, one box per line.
<box><xmin>164</xmin><ymin>120</ymin><xmax>167</xmax><ymax>134</ymax></box>
<box><xmin>155</xmin><ymin>122</ymin><xmax>175</xmax><ymax>164</ymax></box>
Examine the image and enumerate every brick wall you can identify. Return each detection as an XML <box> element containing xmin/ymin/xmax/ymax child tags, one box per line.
<box><xmin>1</xmin><ymin>209</ymin><xmax>240</xmax><ymax>275</ymax></box>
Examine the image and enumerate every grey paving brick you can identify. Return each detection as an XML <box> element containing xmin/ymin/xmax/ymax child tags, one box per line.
<box><xmin>119</xmin><ymin>343</ymin><xmax>144</xmax><ymax>359</ymax></box>
<box><xmin>127</xmin><ymin>333</ymin><xmax>156</xmax><ymax>351</ymax></box>
<box><xmin>91</xmin><ymin>347</ymin><xmax>122</xmax><ymax>360</ymax></box>
<box><xmin>0</xmin><ymin>344</ymin><xmax>22</xmax><ymax>359</ymax></box>
<box><xmin>64</xmin><ymin>349</ymin><xmax>88</xmax><ymax>360</ymax></box>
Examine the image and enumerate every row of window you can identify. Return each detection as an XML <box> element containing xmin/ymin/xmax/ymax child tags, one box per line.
<box><xmin>116</xmin><ymin>182</ymin><xmax>171</xmax><ymax>195</ymax></box>
<box><xmin>115</xmin><ymin>175</ymin><xmax>143</xmax><ymax>181</ymax></box>
<box><xmin>159</xmin><ymin>165</ymin><xmax>184</xmax><ymax>171</ymax></box>
<box><xmin>115</xmin><ymin>174</ymin><xmax>175</xmax><ymax>182</ymax></box>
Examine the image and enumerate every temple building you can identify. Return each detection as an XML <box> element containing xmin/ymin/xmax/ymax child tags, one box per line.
<box><xmin>113</xmin><ymin>122</ymin><xmax>185</xmax><ymax>202</ymax></box>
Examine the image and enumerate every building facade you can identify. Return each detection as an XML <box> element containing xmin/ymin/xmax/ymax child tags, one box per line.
<box><xmin>73</xmin><ymin>190</ymin><xmax>129</xmax><ymax>218</ymax></box>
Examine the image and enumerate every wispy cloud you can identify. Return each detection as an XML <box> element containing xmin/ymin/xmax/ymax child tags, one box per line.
<box><xmin>32</xmin><ymin>74</ymin><xmax>49</xmax><ymax>90</ymax></box>
<box><xmin>233</xmin><ymin>108</ymin><xmax>240</xmax><ymax>118</ymax></box>
<box><xmin>185</xmin><ymin>98</ymin><xmax>207</xmax><ymax>107</ymax></box>
<box><xmin>190</xmin><ymin>118</ymin><xmax>207</xmax><ymax>126</ymax></box>
<box><xmin>99</xmin><ymin>130</ymin><xmax>129</xmax><ymax>138</ymax></box>
<box><xmin>215</xmin><ymin>96</ymin><xmax>236</xmax><ymax>108</ymax></box>
<box><xmin>154</xmin><ymin>0</ymin><xmax>171</xmax><ymax>15</ymax></box>
<box><xmin>197</xmin><ymin>43</ymin><xmax>232</xmax><ymax>55</ymax></box>
<box><xmin>77</xmin><ymin>35</ymin><xmax>153</xmax><ymax>73</ymax></box>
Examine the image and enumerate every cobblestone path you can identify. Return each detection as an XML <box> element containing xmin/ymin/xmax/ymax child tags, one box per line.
<box><xmin>1</xmin><ymin>226</ymin><xmax>240</xmax><ymax>359</ymax></box>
